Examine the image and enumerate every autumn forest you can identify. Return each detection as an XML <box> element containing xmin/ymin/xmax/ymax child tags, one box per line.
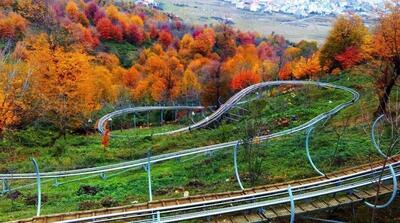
<box><xmin>0</xmin><ymin>0</ymin><xmax>398</xmax><ymax>137</ymax></box>
<box><xmin>0</xmin><ymin>0</ymin><xmax>400</xmax><ymax>222</ymax></box>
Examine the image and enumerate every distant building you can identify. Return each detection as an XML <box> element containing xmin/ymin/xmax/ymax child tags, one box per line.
<box><xmin>135</xmin><ymin>0</ymin><xmax>159</xmax><ymax>8</ymax></box>
<box><xmin>222</xmin><ymin>0</ymin><xmax>384</xmax><ymax>17</ymax></box>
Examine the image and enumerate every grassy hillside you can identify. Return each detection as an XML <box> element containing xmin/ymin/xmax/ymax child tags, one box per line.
<box><xmin>0</xmin><ymin>71</ymin><xmax>395</xmax><ymax>221</ymax></box>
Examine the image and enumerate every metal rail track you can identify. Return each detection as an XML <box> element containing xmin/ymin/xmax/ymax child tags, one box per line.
<box><xmin>4</xmin><ymin>80</ymin><xmax>374</xmax><ymax>223</ymax></box>
<box><xmin>0</xmin><ymin>81</ymin><xmax>359</xmax><ymax>180</ymax></box>
<box><xmin>13</xmin><ymin>156</ymin><xmax>399</xmax><ymax>223</ymax></box>
<box><xmin>97</xmin><ymin>105</ymin><xmax>206</xmax><ymax>137</ymax></box>
<box><xmin>214</xmin><ymin>184</ymin><xmax>398</xmax><ymax>223</ymax></box>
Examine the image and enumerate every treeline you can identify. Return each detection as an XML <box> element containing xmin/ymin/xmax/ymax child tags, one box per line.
<box><xmin>0</xmin><ymin>0</ymin><xmax>398</xmax><ymax>136</ymax></box>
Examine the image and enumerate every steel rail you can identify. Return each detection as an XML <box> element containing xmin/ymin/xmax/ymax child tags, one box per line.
<box><xmin>371</xmin><ymin>114</ymin><xmax>387</xmax><ymax>158</ymax></box>
<box><xmin>305</xmin><ymin>126</ymin><xmax>326</xmax><ymax>176</ymax></box>
<box><xmin>54</xmin><ymin>160</ymin><xmax>400</xmax><ymax>221</ymax></box>
<box><xmin>57</xmin><ymin>161</ymin><xmax>400</xmax><ymax>223</ymax></box>
<box><xmin>365</xmin><ymin>164</ymin><xmax>398</xmax><ymax>209</ymax></box>
<box><xmin>154</xmin><ymin>173</ymin><xmax>397</xmax><ymax>223</ymax></box>
<box><xmin>0</xmin><ymin>81</ymin><xmax>359</xmax><ymax>180</ymax></box>
<box><xmin>97</xmin><ymin>105</ymin><xmax>206</xmax><ymax>136</ymax></box>
<box><xmin>137</xmin><ymin>164</ymin><xmax>400</xmax><ymax>220</ymax></box>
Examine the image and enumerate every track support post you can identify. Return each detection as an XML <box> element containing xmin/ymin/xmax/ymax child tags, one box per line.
<box><xmin>53</xmin><ymin>178</ymin><xmax>60</xmax><ymax>187</ymax></box>
<box><xmin>305</xmin><ymin>127</ymin><xmax>325</xmax><ymax>176</ymax></box>
<box><xmin>160</xmin><ymin>110</ymin><xmax>163</xmax><ymax>125</ymax></box>
<box><xmin>288</xmin><ymin>185</ymin><xmax>295</xmax><ymax>223</ymax></box>
<box><xmin>100</xmin><ymin>172</ymin><xmax>107</xmax><ymax>180</ymax></box>
<box><xmin>147</xmin><ymin>111</ymin><xmax>150</xmax><ymax>127</ymax></box>
<box><xmin>233</xmin><ymin>142</ymin><xmax>244</xmax><ymax>190</ymax></box>
<box><xmin>31</xmin><ymin>157</ymin><xmax>41</xmax><ymax>217</ymax></box>
<box><xmin>156</xmin><ymin>211</ymin><xmax>161</xmax><ymax>222</ymax></box>
<box><xmin>2</xmin><ymin>179</ymin><xmax>9</xmax><ymax>194</ymax></box>
<box><xmin>133</xmin><ymin>113</ymin><xmax>136</xmax><ymax>128</ymax></box>
<box><xmin>145</xmin><ymin>151</ymin><xmax>153</xmax><ymax>202</ymax></box>
<box><xmin>365</xmin><ymin>164</ymin><xmax>398</xmax><ymax>209</ymax></box>
<box><xmin>371</xmin><ymin>114</ymin><xmax>388</xmax><ymax>158</ymax></box>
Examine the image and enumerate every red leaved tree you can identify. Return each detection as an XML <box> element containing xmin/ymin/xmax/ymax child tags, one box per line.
<box><xmin>335</xmin><ymin>46</ymin><xmax>364</xmax><ymax>69</ymax></box>
<box><xmin>126</xmin><ymin>24</ymin><xmax>144</xmax><ymax>45</ymax></box>
<box><xmin>158</xmin><ymin>30</ymin><xmax>173</xmax><ymax>48</ymax></box>
<box><xmin>96</xmin><ymin>17</ymin><xmax>122</xmax><ymax>42</ymax></box>
<box><xmin>231</xmin><ymin>70</ymin><xmax>261</xmax><ymax>91</ymax></box>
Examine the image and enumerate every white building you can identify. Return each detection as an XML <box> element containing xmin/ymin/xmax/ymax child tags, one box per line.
<box><xmin>224</xmin><ymin>0</ymin><xmax>384</xmax><ymax>17</ymax></box>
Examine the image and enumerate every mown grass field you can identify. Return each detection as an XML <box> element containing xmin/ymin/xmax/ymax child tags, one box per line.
<box><xmin>0</xmin><ymin>71</ymin><xmax>397</xmax><ymax>221</ymax></box>
<box><xmin>157</xmin><ymin>0</ymin><xmax>333</xmax><ymax>43</ymax></box>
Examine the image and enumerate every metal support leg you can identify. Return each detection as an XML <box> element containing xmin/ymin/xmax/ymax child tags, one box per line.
<box><xmin>371</xmin><ymin>114</ymin><xmax>387</xmax><ymax>158</ymax></box>
<box><xmin>2</xmin><ymin>179</ymin><xmax>9</xmax><ymax>194</ymax></box>
<box><xmin>133</xmin><ymin>113</ymin><xmax>136</xmax><ymax>128</ymax></box>
<box><xmin>233</xmin><ymin>143</ymin><xmax>244</xmax><ymax>190</ymax></box>
<box><xmin>156</xmin><ymin>211</ymin><xmax>161</xmax><ymax>222</ymax></box>
<box><xmin>365</xmin><ymin>164</ymin><xmax>397</xmax><ymax>209</ymax></box>
<box><xmin>174</xmin><ymin>109</ymin><xmax>177</xmax><ymax>121</ymax></box>
<box><xmin>146</xmin><ymin>151</ymin><xmax>153</xmax><ymax>202</ymax></box>
<box><xmin>53</xmin><ymin>178</ymin><xmax>60</xmax><ymax>187</ymax></box>
<box><xmin>147</xmin><ymin>112</ymin><xmax>150</xmax><ymax>127</ymax></box>
<box><xmin>160</xmin><ymin>110</ymin><xmax>163</xmax><ymax>125</ymax></box>
<box><xmin>288</xmin><ymin>185</ymin><xmax>295</xmax><ymax>223</ymax></box>
<box><xmin>305</xmin><ymin>127</ymin><xmax>325</xmax><ymax>176</ymax></box>
<box><xmin>100</xmin><ymin>172</ymin><xmax>107</xmax><ymax>180</ymax></box>
<box><xmin>31</xmin><ymin>157</ymin><xmax>41</xmax><ymax>217</ymax></box>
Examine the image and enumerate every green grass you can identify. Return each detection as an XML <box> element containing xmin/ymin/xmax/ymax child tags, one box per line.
<box><xmin>0</xmin><ymin>71</ymin><xmax>398</xmax><ymax>221</ymax></box>
<box><xmin>103</xmin><ymin>41</ymin><xmax>139</xmax><ymax>67</ymax></box>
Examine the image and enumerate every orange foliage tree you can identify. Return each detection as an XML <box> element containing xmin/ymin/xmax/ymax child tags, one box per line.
<box><xmin>181</xmin><ymin>68</ymin><xmax>201</xmax><ymax>101</ymax></box>
<box><xmin>123</xmin><ymin>67</ymin><xmax>142</xmax><ymax>88</ymax></box>
<box><xmin>0</xmin><ymin>12</ymin><xmax>28</xmax><ymax>40</ymax></box>
<box><xmin>292</xmin><ymin>52</ymin><xmax>322</xmax><ymax>79</ymax></box>
<box><xmin>0</xmin><ymin>53</ymin><xmax>31</xmax><ymax>136</ymax></box>
<box><xmin>279</xmin><ymin>62</ymin><xmax>293</xmax><ymax>80</ymax></box>
<box><xmin>190</xmin><ymin>28</ymin><xmax>215</xmax><ymax>56</ymax></box>
<box><xmin>66</xmin><ymin>1</ymin><xmax>80</xmax><ymax>21</ymax></box>
<box><xmin>320</xmin><ymin>15</ymin><xmax>370</xmax><ymax>71</ymax></box>
<box><xmin>65</xmin><ymin>23</ymin><xmax>99</xmax><ymax>50</ymax></box>
<box><xmin>25</xmin><ymin>34</ymin><xmax>116</xmax><ymax>137</ymax></box>
<box><xmin>373</xmin><ymin>1</ymin><xmax>400</xmax><ymax>114</ymax></box>
<box><xmin>222</xmin><ymin>44</ymin><xmax>261</xmax><ymax>80</ymax></box>
<box><xmin>133</xmin><ymin>47</ymin><xmax>183</xmax><ymax>103</ymax></box>
<box><xmin>230</xmin><ymin>70</ymin><xmax>261</xmax><ymax>91</ymax></box>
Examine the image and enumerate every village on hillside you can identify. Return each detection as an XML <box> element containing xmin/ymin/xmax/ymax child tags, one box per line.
<box><xmin>137</xmin><ymin>0</ymin><xmax>384</xmax><ymax>18</ymax></box>
<box><xmin>222</xmin><ymin>0</ymin><xmax>384</xmax><ymax>17</ymax></box>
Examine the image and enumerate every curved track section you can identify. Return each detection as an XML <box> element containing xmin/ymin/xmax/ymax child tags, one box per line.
<box><xmin>0</xmin><ymin>81</ymin><xmax>359</xmax><ymax>179</ymax></box>
<box><xmin>98</xmin><ymin>81</ymin><xmax>359</xmax><ymax>137</ymax></box>
<box><xmin>16</xmin><ymin>157</ymin><xmax>400</xmax><ymax>223</ymax></box>
<box><xmin>97</xmin><ymin>105</ymin><xmax>205</xmax><ymax>136</ymax></box>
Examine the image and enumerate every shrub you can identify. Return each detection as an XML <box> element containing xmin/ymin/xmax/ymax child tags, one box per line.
<box><xmin>24</xmin><ymin>193</ymin><xmax>48</xmax><ymax>205</ymax></box>
<box><xmin>49</xmin><ymin>141</ymin><xmax>66</xmax><ymax>157</ymax></box>
<box><xmin>100</xmin><ymin>196</ymin><xmax>119</xmax><ymax>207</ymax></box>
<box><xmin>7</xmin><ymin>190</ymin><xmax>22</xmax><ymax>201</ymax></box>
<box><xmin>76</xmin><ymin>185</ymin><xmax>101</xmax><ymax>196</ymax></box>
<box><xmin>7</xmin><ymin>127</ymin><xmax>54</xmax><ymax>147</ymax></box>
